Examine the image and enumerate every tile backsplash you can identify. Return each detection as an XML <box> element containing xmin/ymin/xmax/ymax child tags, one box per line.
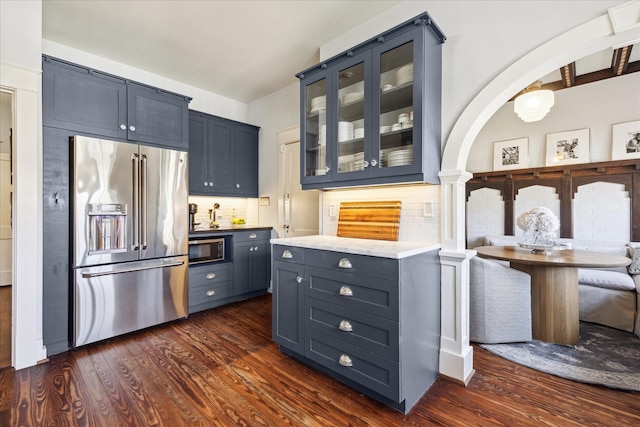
<box><xmin>321</xmin><ymin>184</ymin><xmax>441</xmax><ymax>244</ymax></box>
<box><xmin>188</xmin><ymin>196</ymin><xmax>259</xmax><ymax>228</ymax></box>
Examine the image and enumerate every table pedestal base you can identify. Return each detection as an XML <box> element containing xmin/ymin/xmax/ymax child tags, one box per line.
<box><xmin>511</xmin><ymin>263</ymin><xmax>579</xmax><ymax>345</ymax></box>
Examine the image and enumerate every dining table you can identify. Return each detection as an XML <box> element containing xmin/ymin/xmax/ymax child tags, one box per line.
<box><xmin>474</xmin><ymin>245</ymin><xmax>631</xmax><ymax>345</ymax></box>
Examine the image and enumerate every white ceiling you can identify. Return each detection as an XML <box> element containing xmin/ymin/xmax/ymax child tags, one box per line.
<box><xmin>42</xmin><ymin>1</ymin><xmax>639</xmax><ymax>105</ymax></box>
<box><xmin>42</xmin><ymin>0</ymin><xmax>401</xmax><ymax>103</ymax></box>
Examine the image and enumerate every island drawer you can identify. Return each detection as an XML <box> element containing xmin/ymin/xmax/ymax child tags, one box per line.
<box><xmin>305</xmin><ymin>297</ymin><xmax>399</xmax><ymax>360</ymax></box>
<box><xmin>305</xmin><ymin>249</ymin><xmax>398</xmax><ymax>281</ymax></box>
<box><xmin>306</xmin><ymin>328</ymin><xmax>400</xmax><ymax>401</ymax></box>
<box><xmin>273</xmin><ymin>244</ymin><xmax>305</xmax><ymax>264</ymax></box>
<box><xmin>305</xmin><ymin>266</ymin><xmax>399</xmax><ymax>320</ymax></box>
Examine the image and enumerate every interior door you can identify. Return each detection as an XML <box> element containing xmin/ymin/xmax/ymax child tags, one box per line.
<box><xmin>281</xmin><ymin>141</ymin><xmax>319</xmax><ymax>237</ymax></box>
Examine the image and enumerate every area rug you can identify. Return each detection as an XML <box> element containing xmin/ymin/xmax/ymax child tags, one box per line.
<box><xmin>480</xmin><ymin>322</ymin><xmax>640</xmax><ymax>391</ymax></box>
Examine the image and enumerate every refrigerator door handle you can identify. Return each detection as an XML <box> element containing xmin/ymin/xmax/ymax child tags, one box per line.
<box><xmin>141</xmin><ymin>154</ymin><xmax>148</xmax><ymax>250</ymax></box>
<box><xmin>81</xmin><ymin>259</ymin><xmax>185</xmax><ymax>278</ymax></box>
<box><xmin>132</xmin><ymin>153</ymin><xmax>140</xmax><ymax>251</ymax></box>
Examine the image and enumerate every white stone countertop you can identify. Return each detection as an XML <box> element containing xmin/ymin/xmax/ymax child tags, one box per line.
<box><xmin>270</xmin><ymin>235</ymin><xmax>441</xmax><ymax>259</ymax></box>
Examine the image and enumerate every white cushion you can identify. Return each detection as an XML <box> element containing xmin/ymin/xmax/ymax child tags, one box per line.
<box><xmin>578</xmin><ymin>268</ymin><xmax>635</xmax><ymax>291</ymax></box>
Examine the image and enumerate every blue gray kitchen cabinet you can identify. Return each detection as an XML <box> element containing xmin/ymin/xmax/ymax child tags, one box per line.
<box><xmin>271</xmin><ymin>245</ymin><xmax>441</xmax><ymax>414</ymax></box>
<box><xmin>187</xmin><ymin>228</ymin><xmax>272</xmax><ymax>314</ymax></box>
<box><xmin>233</xmin><ymin>230</ymin><xmax>271</xmax><ymax>295</ymax></box>
<box><xmin>42</xmin><ymin>127</ymin><xmax>73</xmax><ymax>355</ymax></box>
<box><xmin>272</xmin><ymin>245</ymin><xmax>306</xmax><ymax>354</ymax></box>
<box><xmin>42</xmin><ymin>55</ymin><xmax>190</xmax><ymax>151</ymax></box>
<box><xmin>297</xmin><ymin>12</ymin><xmax>445</xmax><ymax>189</ymax></box>
<box><xmin>188</xmin><ymin>262</ymin><xmax>234</xmax><ymax>314</ymax></box>
<box><xmin>188</xmin><ymin>110</ymin><xmax>260</xmax><ymax>197</ymax></box>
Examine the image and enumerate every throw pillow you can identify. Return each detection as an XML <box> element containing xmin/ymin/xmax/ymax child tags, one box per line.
<box><xmin>628</xmin><ymin>245</ymin><xmax>640</xmax><ymax>275</ymax></box>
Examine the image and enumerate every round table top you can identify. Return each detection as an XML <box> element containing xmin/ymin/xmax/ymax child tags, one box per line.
<box><xmin>475</xmin><ymin>245</ymin><xmax>631</xmax><ymax>268</ymax></box>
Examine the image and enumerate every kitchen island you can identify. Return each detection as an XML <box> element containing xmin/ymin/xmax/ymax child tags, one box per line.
<box><xmin>270</xmin><ymin>235</ymin><xmax>441</xmax><ymax>414</ymax></box>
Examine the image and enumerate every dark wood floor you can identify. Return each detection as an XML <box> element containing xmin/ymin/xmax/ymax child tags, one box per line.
<box><xmin>1</xmin><ymin>294</ymin><xmax>638</xmax><ymax>426</ymax></box>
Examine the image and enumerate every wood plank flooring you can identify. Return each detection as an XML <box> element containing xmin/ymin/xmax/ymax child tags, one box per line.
<box><xmin>0</xmin><ymin>287</ymin><xmax>10</xmax><ymax>369</ymax></box>
<box><xmin>1</xmin><ymin>294</ymin><xmax>638</xmax><ymax>426</ymax></box>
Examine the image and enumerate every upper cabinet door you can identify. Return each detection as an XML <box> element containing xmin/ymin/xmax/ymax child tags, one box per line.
<box><xmin>332</xmin><ymin>51</ymin><xmax>372</xmax><ymax>183</ymax></box>
<box><xmin>127</xmin><ymin>83</ymin><xmax>189</xmax><ymax>150</ymax></box>
<box><xmin>42</xmin><ymin>57</ymin><xmax>127</xmax><ymax>139</ymax></box>
<box><xmin>300</xmin><ymin>69</ymin><xmax>331</xmax><ymax>185</ymax></box>
<box><xmin>234</xmin><ymin>125</ymin><xmax>259</xmax><ymax>196</ymax></box>
<box><xmin>188</xmin><ymin>114</ymin><xmax>208</xmax><ymax>194</ymax></box>
<box><xmin>371</xmin><ymin>29</ymin><xmax>423</xmax><ymax>178</ymax></box>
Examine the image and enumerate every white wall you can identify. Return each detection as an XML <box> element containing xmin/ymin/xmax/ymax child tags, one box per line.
<box><xmin>248</xmin><ymin>82</ymin><xmax>300</xmax><ymax>229</ymax></box>
<box><xmin>468</xmin><ymin>72</ymin><xmax>640</xmax><ymax>172</ymax></box>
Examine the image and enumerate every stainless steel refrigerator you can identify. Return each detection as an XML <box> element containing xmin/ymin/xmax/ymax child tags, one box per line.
<box><xmin>72</xmin><ymin>135</ymin><xmax>188</xmax><ymax>347</ymax></box>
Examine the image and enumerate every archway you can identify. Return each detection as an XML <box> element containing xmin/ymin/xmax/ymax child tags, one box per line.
<box><xmin>437</xmin><ymin>1</ymin><xmax>640</xmax><ymax>384</ymax></box>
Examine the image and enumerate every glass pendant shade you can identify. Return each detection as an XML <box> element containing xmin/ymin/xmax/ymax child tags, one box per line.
<box><xmin>514</xmin><ymin>89</ymin><xmax>554</xmax><ymax>122</ymax></box>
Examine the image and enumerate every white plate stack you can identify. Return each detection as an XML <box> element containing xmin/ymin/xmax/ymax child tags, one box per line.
<box><xmin>341</xmin><ymin>92</ymin><xmax>364</xmax><ymax>105</ymax></box>
<box><xmin>396</xmin><ymin>63</ymin><xmax>413</xmax><ymax>86</ymax></box>
<box><xmin>310</xmin><ymin>96</ymin><xmax>326</xmax><ymax>113</ymax></box>
<box><xmin>387</xmin><ymin>148</ymin><xmax>413</xmax><ymax>167</ymax></box>
<box><xmin>338</xmin><ymin>121</ymin><xmax>354</xmax><ymax>142</ymax></box>
<box><xmin>354</xmin><ymin>128</ymin><xmax>365</xmax><ymax>139</ymax></box>
<box><xmin>318</xmin><ymin>125</ymin><xmax>327</xmax><ymax>145</ymax></box>
<box><xmin>353</xmin><ymin>152</ymin><xmax>365</xmax><ymax>170</ymax></box>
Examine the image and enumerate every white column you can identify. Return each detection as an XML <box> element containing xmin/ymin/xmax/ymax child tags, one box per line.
<box><xmin>438</xmin><ymin>169</ymin><xmax>475</xmax><ymax>384</ymax></box>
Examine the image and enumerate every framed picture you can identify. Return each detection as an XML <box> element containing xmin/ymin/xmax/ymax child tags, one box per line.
<box><xmin>611</xmin><ymin>120</ymin><xmax>640</xmax><ymax>160</ymax></box>
<box><xmin>545</xmin><ymin>128</ymin><xmax>590</xmax><ymax>166</ymax></box>
<box><xmin>493</xmin><ymin>138</ymin><xmax>529</xmax><ymax>171</ymax></box>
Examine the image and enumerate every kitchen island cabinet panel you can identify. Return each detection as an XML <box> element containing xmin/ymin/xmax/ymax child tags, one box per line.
<box><xmin>306</xmin><ymin>297</ymin><xmax>399</xmax><ymax>360</ymax></box>
<box><xmin>271</xmin><ymin>242</ymin><xmax>440</xmax><ymax>414</ymax></box>
<box><xmin>305</xmin><ymin>248</ymin><xmax>398</xmax><ymax>280</ymax></box>
<box><xmin>305</xmin><ymin>266</ymin><xmax>399</xmax><ymax>320</ymax></box>
<box><xmin>272</xmin><ymin>257</ymin><xmax>305</xmax><ymax>354</ymax></box>
<box><xmin>306</xmin><ymin>328</ymin><xmax>400</xmax><ymax>401</ymax></box>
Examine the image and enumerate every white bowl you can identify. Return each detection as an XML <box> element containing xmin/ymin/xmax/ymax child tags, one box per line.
<box><xmin>380</xmin><ymin>126</ymin><xmax>392</xmax><ymax>133</ymax></box>
<box><xmin>391</xmin><ymin>123</ymin><xmax>402</xmax><ymax>132</ymax></box>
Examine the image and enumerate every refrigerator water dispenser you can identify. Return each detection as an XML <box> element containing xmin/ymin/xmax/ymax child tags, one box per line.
<box><xmin>88</xmin><ymin>203</ymin><xmax>127</xmax><ymax>253</ymax></box>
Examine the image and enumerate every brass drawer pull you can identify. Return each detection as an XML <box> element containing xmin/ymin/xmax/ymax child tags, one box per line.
<box><xmin>338</xmin><ymin>258</ymin><xmax>352</xmax><ymax>269</ymax></box>
<box><xmin>282</xmin><ymin>250</ymin><xmax>293</xmax><ymax>259</ymax></box>
<box><xmin>338</xmin><ymin>354</ymin><xmax>353</xmax><ymax>367</ymax></box>
<box><xmin>339</xmin><ymin>285</ymin><xmax>353</xmax><ymax>297</ymax></box>
<box><xmin>338</xmin><ymin>320</ymin><xmax>353</xmax><ymax>332</ymax></box>
<box><xmin>206</xmin><ymin>272</ymin><xmax>216</xmax><ymax>280</ymax></box>
<box><xmin>206</xmin><ymin>290</ymin><xmax>215</xmax><ymax>297</ymax></box>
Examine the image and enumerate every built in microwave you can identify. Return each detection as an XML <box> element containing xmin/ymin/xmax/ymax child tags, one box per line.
<box><xmin>188</xmin><ymin>237</ymin><xmax>225</xmax><ymax>265</ymax></box>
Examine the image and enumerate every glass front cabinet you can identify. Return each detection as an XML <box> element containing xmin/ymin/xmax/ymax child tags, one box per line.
<box><xmin>298</xmin><ymin>13</ymin><xmax>445</xmax><ymax>190</ymax></box>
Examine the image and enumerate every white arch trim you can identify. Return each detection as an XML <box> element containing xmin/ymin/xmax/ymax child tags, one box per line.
<box><xmin>437</xmin><ymin>1</ymin><xmax>640</xmax><ymax>384</ymax></box>
<box><xmin>443</xmin><ymin>0</ymin><xmax>640</xmax><ymax>174</ymax></box>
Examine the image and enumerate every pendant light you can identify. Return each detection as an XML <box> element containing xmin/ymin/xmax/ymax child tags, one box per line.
<box><xmin>514</xmin><ymin>81</ymin><xmax>554</xmax><ymax>122</ymax></box>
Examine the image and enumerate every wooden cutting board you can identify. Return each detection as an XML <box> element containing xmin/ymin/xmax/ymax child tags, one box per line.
<box><xmin>337</xmin><ymin>201</ymin><xmax>401</xmax><ymax>241</ymax></box>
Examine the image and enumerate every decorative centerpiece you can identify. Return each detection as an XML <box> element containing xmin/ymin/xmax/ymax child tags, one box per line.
<box><xmin>516</xmin><ymin>207</ymin><xmax>566</xmax><ymax>254</ymax></box>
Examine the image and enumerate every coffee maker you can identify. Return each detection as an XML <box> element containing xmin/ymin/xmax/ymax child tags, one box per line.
<box><xmin>188</xmin><ymin>203</ymin><xmax>199</xmax><ymax>230</ymax></box>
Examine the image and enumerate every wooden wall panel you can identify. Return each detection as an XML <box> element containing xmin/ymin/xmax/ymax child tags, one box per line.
<box><xmin>466</xmin><ymin>159</ymin><xmax>640</xmax><ymax>243</ymax></box>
